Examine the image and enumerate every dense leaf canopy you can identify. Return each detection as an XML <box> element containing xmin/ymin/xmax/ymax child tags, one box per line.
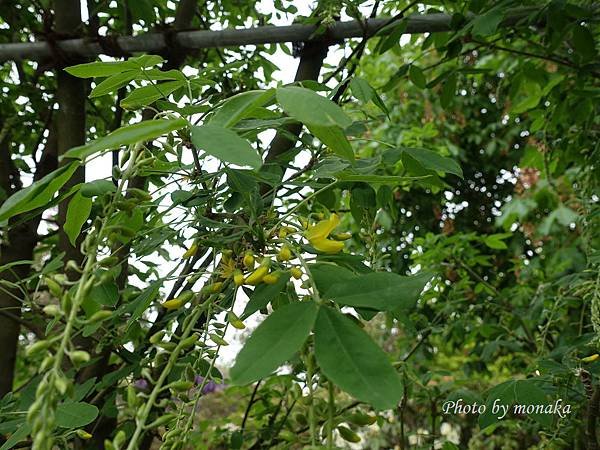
<box><xmin>0</xmin><ymin>1</ymin><xmax>598</xmax><ymax>449</ymax></box>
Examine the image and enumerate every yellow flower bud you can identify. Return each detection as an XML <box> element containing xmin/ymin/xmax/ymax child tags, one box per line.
<box><xmin>233</xmin><ymin>270</ymin><xmax>245</xmax><ymax>286</ymax></box>
<box><xmin>244</xmin><ymin>259</ymin><xmax>271</xmax><ymax>285</ymax></box>
<box><xmin>182</xmin><ymin>243</ymin><xmax>198</xmax><ymax>259</ymax></box>
<box><xmin>582</xmin><ymin>354</ymin><xmax>599</xmax><ymax>363</ymax></box>
<box><xmin>162</xmin><ymin>298</ymin><xmax>184</xmax><ymax>310</ymax></box>
<box><xmin>277</xmin><ymin>245</ymin><xmax>292</xmax><ymax>262</ymax></box>
<box><xmin>290</xmin><ymin>267</ymin><xmax>303</xmax><ymax>279</ymax></box>
<box><xmin>243</xmin><ymin>251</ymin><xmax>255</xmax><ymax>269</ymax></box>
<box><xmin>262</xmin><ymin>273</ymin><xmax>279</xmax><ymax>285</ymax></box>
<box><xmin>76</xmin><ymin>430</ymin><xmax>93</xmax><ymax>440</ymax></box>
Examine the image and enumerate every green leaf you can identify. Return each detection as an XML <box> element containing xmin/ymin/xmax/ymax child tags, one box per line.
<box><xmin>64</xmin><ymin>191</ymin><xmax>92</xmax><ymax>246</ymax></box>
<box><xmin>65</xmin><ymin>61</ymin><xmax>138</xmax><ymax>78</ymax></box>
<box><xmin>401</xmin><ymin>148</ymin><xmax>463</xmax><ymax>178</ymax></box>
<box><xmin>314</xmin><ymin>306</ymin><xmax>403</xmax><ymax>410</ymax></box>
<box><xmin>348</xmin><ymin>77</ymin><xmax>389</xmax><ymax>117</ymax></box>
<box><xmin>210</xmin><ymin>90</ymin><xmax>273</xmax><ymax>128</ymax></box>
<box><xmin>440</xmin><ymin>72</ymin><xmax>457</xmax><ymax>109</ymax></box>
<box><xmin>230</xmin><ymin>301</ymin><xmax>318</xmax><ymax>385</ymax></box>
<box><xmin>335</xmin><ymin>173</ymin><xmax>430</xmax><ymax>184</ymax></box>
<box><xmin>89</xmin><ymin>71</ymin><xmax>138</xmax><ymax>98</ymax></box>
<box><xmin>471</xmin><ymin>8</ymin><xmax>504</xmax><ymax>36</ymax></box>
<box><xmin>55</xmin><ymin>402</ymin><xmax>99</xmax><ymax>428</ymax></box>
<box><xmin>408</xmin><ymin>65</ymin><xmax>427</xmax><ymax>89</ymax></box>
<box><xmin>80</xmin><ymin>179</ymin><xmax>117</xmax><ymax>197</ymax></box>
<box><xmin>511</xmin><ymin>81</ymin><xmax>542</xmax><ymax>114</ymax></box>
<box><xmin>191</xmin><ymin>124</ymin><xmax>262</xmax><ymax>169</ymax></box>
<box><xmin>120</xmin><ymin>80</ymin><xmax>184</xmax><ymax>109</ymax></box>
<box><xmin>0</xmin><ymin>423</ymin><xmax>31</xmax><ymax>450</ymax></box>
<box><xmin>0</xmin><ymin>162</ymin><xmax>79</xmax><ymax>222</ymax></box>
<box><xmin>483</xmin><ymin>233</ymin><xmax>512</xmax><ymax>250</ymax></box>
<box><xmin>325</xmin><ymin>271</ymin><xmax>432</xmax><ymax>311</ymax></box>
<box><xmin>241</xmin><ymin>272</ymin><xmax>291</xmax><ymax>319</ymax></box>
<box><xmin>63</xmin><ymin>118</ymin><xmax>188</xmax><ymax>160</ymax></box>
<box><xmin>349</xmin><ymin>77</ymin><xmax>374</xmax><ymax>103</ymax></box>
<box><xmin>307</xmin><ymin>125</ymin><xmax>354</xmax><ymax>162</ymax></box>
<box><xmin>572</xmin><ymin>24</ymin><xmax>596</xmax><ymax>62</ymax></box>
<box><xmin>277</xmin><ymin>86</ymin><xmax>352</xmax><ymax>128</ymax></box>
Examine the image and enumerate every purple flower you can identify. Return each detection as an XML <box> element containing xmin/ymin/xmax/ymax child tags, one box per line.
<box><xmin>133</xmin><ymin>379</ymin><xmax>149</xmax><ymax>391</ymax></box>
<box><xmin>194</xmin><ymin>375</ymin><xmax>225</xmax><ymax>395</ymax></box>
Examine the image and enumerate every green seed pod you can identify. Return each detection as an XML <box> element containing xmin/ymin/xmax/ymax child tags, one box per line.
<box><xmin>43</xmin><ymin>304</ymin><xmax>61</xmax><ymax>317</ymax></box>
<box><xmin>99</xmin><ymin>256</ymin><xmax>119</xmax><ymax>267</ymax></box>
<box><xmin>157</xmin><ymin>342</ymin><xmax>177</xmax><ymax>352</ymax></box>
<box><xmin>169</xmin><ymin>381</ymin><xmax>194</xmax><ymax>392</ymax></box>
<box><xmin>347</xmin><ymin>412</ymin><xmax>377</xmax><ymax>426</ymax></box>
<box><xmin>54</xmin><ymin>376</ymin><xmax>69</xmax><ymax>395</ymax></box>
<box><xmin>40</xmin><ymin>355</ymin><xmax>54</xmax><ymax>372</ymax></box>
<box><xmin>127</xmin><ymin>385</ymin><xmax>137</xmax><ymax>409</ymax></box>
<box><xmin>112</xmin><ymin>165</ymin><xmax>122</xmax><ymax>181</ymax></box>
<box><xmin>113</xmin><ymin>430</ymin><xmax>126</xmax><ymax>447</ymax></box>
<box><xmin>127</xmin><ymin>187</ymin><xmax>152</xmax><ymax>201</ymax></box>
<box><xmin>337</xmin><ymin>425</ymin><xmax>361</xmax><ymax>443</ymax></box>
<box><xmin>44</xmin><ymin>277</ymin><xmax>63</xmax><ymax>297</ymax></box>
<box><xmin>179</xmin><ymin>334</ymin><xmax>198</xmax><ymax>349</ymax></box>
<box><xmin>88</xmin><ymin>310</ymin><xmax>112</xmax><ymax>323</ymax></box>
<box><xmin>69</xmin><ymin>350</ymin><xmax>91</xmax><ymax>365</ymax></box>
<box><xmin>209</xmin><ymin>333</ymin><xmax>229</xmax><ymax>346</ymax></box>
<box><xmin>76</xmin><ymin>429</ymin><xmax>92</xmax><ymax>440</ymax></box>
<box><xmin>150</xmin><ymin>413</ymin><xmax>177</xmax><ymax>428</ymax></box>
<box><xmin>177</xmin><ymin>290</ymin><xmax>195</xmax><ymax>303</ymax></box>
<box><xmin>149</xmin><ymin>330</ymin><xmax>166</xmax><ymax>344</ymax></box>
<box><xmin>104</xmin><ymin>439</ymin><xmax>116</xmax><ymax>450</ymax></box>
<box><xmin>26</xmin><ymin>340</ymin><xmax>52</xmax><ymax>357</ymax></box>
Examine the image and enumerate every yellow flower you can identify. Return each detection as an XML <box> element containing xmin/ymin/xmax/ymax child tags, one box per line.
<box><xmin>305</xmin><ymin>214</ymin><xmax>345</xmax><ymax>254</ymax></box>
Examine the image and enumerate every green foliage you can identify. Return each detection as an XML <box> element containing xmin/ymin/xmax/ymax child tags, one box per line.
<box><xmin>0</xmin><ymin>1</ymin><xmax>598</xmax><ymax>449</ymax></box>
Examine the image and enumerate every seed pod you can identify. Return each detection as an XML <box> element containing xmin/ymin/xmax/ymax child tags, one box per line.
<box><xmin>202</xmin><ymin>282</ymin><xmax>223</xmax><ymax>295</ymax></box>
<box><xmin>227</xmin><ymin>311</ymin><xmax>245</xmax><ymax>329</ymax></box>
<box><xmin>182</xmin><ymin>243</ymin><xmax>198</xmax><ymax>259</ymax></box>
<box><xmin>70</xmin><ymin>350</ymin><xmax>91</xmax><ymax>365</ymax></box>
<box><xmin>337</xmin><ymin>426</ymin><xmax>361</xmax><ymax>443</ymax></box>
<box><xmin>26</xmin><ymin>340</ymin><xmax>52</xmax><ymax>357</ymax></box>
<box><xmin>179</xmin><ymin>334</ymin><xmax>198</xmax><ymax>349</ymax></box>
<box><xmin>104</xmin><ymin>439</ymin><xmax>116</xmax><ymax>450</ymax></box>
<box><xmin>127</xmin><ymin>385</ymin><xmax>137</xmax><ymax>409</ymax></box>
<box><xmin>89</xmin><ymin>310</ymin><xmax>112</xmax><ymax>323</ymax></box>
<box><xmin>170</xmin><ymin>381</ymin><xmax>194</xmax><ymax>392</ymax></box>
<box><xmin>243</xmin><ymin>251</ymin><xmax>255</xmax><ymax>269</ymax></box>
<box><xmin>178</xmin><ymin>290</ymin><xmax>195</xmax><ymax>303</ymax></box>
<box><xmin>277</xmin><ymin>245</ymin><xmax>292</xmax><ymax>262</ymax></box>
<box><xmin>99</xmin><ymin>256</ymin><xmax>119</xmax><ymax>268</ymax></box>
<box><xmin>347</xmin><ymin>412</ymin><xmax>377</xmax><ymax>426</ymax></box>
<box><xmin>44</xmin><ymin>277</ymin><xmax>63</xmax><ymax>297</ymax></box>
<box><xmin>40</xmin><ymin>355</ymin><xmax>54</xmax><ymax>372</ymax></box>
<box><xmin>290</xmin><ymin>267</ymin><xmax>303</xmax><ymax>279</ymax></box>
<box><xmin>76</xmin><ymin>430</ymin><xmax>92</xmax><ymax>440</ymax></box>
<box><xmin>54</xmin><ymin>376</ymin><xmax>69</xmax><ymax>395</ymax></box>
<box><xmin>262</xmin><ymin>273</ymin><xmax>279</xmax><ymax>285</ymax></box>
<box><xmin>43</xmin><ymin>304</ymin><xmax>61</xmax><ymax>317</ymax></box>
<box><xmin>127</xmin><ymin>188</ymin><xmax>152</xmax><ymax>201</ymax></box>
<box><xmin>209</xmin><ymin>333</ymin><xmax>229</xmax><ymax>346</ymax></box>
<box><xmin>157</xmin><ymin>342</ymin><xmax>177</xmax><ymax>352</ymax></box>
<box><xmin>149</xmin><ymin>330</ymin><xmax>165</xmax><ymax>344</ymax></box>
<box><xmin>233</xmin><ymin>270</ymin><xmax>245</xmax><ymax>286</ymax></box>
<box><xmin>113</xmin><ymin>430</ymin><xmax>126</xmax><ymax>447</ymax></box>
